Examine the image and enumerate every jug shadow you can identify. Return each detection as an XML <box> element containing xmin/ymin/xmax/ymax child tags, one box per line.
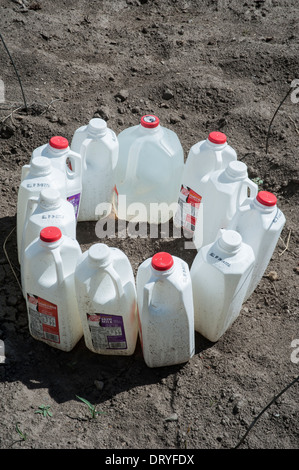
<box><xmin>0</xmin><ymin>215</ymin><xmax>211</xmax><ymax>408</ymax></box>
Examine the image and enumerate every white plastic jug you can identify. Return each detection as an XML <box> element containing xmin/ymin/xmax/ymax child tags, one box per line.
<box><xmin>193</xmin><ymin>161</ymin><xmax>258</xmax><ymax>249</ymax></box>
<box><xmin>174</xmin><ymin>131</ymin><xmax>237</xmax><ymax>242</ymax></box>
<box><xmin>20</xmin><ymin>188</ymin><xmax>77</xmax><ymax>291</ymax></box>
<box><xmin>31</xmin><ymin>136</ymin><xmax>82</xmax><ymax>219</ymax></box>
<box><xmin>136</xmin><ymin>252</ymin><xmax>195</xmax><ymax>368</ymax></box>
<box><xmin>114</xmin><ymin>115</ymin><xmax>184</xmax><ymax>224</ymax></box>
<box><xmin>17</xmin><ymin>157</ymin><xmax>67</xmax><ymax>263</ymax></box>
<box><xmin>227</xmin><ymin>190</ymin><xmax>286</xmax><ymax>300</ymax></box>
<box><xmin>22</xmin><ymin>226</ymin><xmax>83</xmax><ymax>351</ymax></box>
<box><xmin>190</xmin><ymin>230</ymin><xmax>255</xmax><ymax>342</ymax></box>
<box><xmin>70</xmin><ymin>118</ymin><xmax>119</xmax><ymax>221</ymax></box>
<box><xmin>74</xmin><ymin>243</ymin><xmax>138</xmax><ymax>356</ymax></box>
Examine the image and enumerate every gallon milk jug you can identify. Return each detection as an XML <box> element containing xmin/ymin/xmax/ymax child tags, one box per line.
<box><xmin>70</xmin><ymin>118</ymin><xmax>119</xmax><ymax>222</ymax></box>
<box><xmin>194</xmin><ymin>161</ymin><xmax>258</xmax><ymax>249</ymax></box>
<box><xmin>22</xmin><ymin>227</ymin><xmax>83</xmax><ymax>352</ymax></box>
<box><xmin>174</xmin><ymin>131</ymin><xmax>237</xmax><ymax>245</ymax></box>
<box><xmin>31</xmin><ymin>136</ymin><xmax>82</xmax><ymax>219</ymax></box>
<box><xmin>190</xmin><ymin>230</ymin><xmax>255</xmax><ymax>342</ymax></box>
<box><xmin>17</xmin><ymin>157</ymin><xmax>67</xmax><ymax>263</ymax></box>
<box><xmin>136</xmin><ymin>252</ymin><xmax>195</xmax><ymax>368</ymax></box>
<box><xmin>20</xmin><ymin>188</ymin><xmax>76</xmax><ymax>285</ymax></box>
<box><xmin>114</xmin><ymin>115</ymin><xmax>184</xmax><ymax>224</ymax></box>
<box><xmin>74</xmin><ymin>243</ymin><xmax>138</xmax><ymax>356</ymax></box>
<box><xmin>227</xmin><ymin>190</ymin><xmax>286</xmax><ymax>300</ymax></box>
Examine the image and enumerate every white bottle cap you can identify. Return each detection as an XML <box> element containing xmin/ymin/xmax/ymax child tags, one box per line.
<box><xmin>30</xmin><ymin>157</ymin><xmax>52</xmax><ymax>176</ymax></box>
<box><xmin>87</xmin><ymin>118</ymin><xmax>107</xmax><ymax>136</ymax></box>
<box><xmin>39</xmin><ymin>188</ymin><xmax>61</xmax><ymax>209</ymax></box>
<box><xmin>218</xmin><ymin>230</ymin><xmax>242</xmax><ymax>253</ymax></box>
<box><xmin>88</xmin><ymin>243</ymin><xmax>111</xmax><ymax>266</ymax></box>
<box><xmin>225</xmin><ymin>161</ymin><xmax>248</xmax><ymax>179</ymax></box>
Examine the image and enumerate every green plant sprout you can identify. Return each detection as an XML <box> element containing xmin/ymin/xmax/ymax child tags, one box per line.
<box><xmin>35</xmin><ymin>404</ymin><xmax>53</xmax><ymax>418</ymax></box>
<box><xmin>252</xmin><ymin>177</ymin><xmax>264</xmax><ymax>190</ymax></box>
<box><xmin>76</xmin><ymin>395</ymin><xmax>105</xmax><ymax>419</ymax></box>
<box><xmin>15</xmin><ymin>422</ymin><xmax>27</xmax><ymax>441</ymax></box>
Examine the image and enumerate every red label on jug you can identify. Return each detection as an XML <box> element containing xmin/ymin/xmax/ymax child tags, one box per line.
<box><xmin>27</xmin><ymin>293</ymin><xmax>60</xmax><ymax>344</ymax></box>
<box><xmin>175</xmin><ymin>184</ymin><xmax>202</xmax><ymax>232</ymax></box>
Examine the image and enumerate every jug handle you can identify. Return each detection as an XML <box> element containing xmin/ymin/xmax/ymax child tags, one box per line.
<box><xmin>214</xmin><ymin>150</ymin><xmax>223</xmax><ymax>170</ymax></box>
<box><xmin>143</xmin><ymin>282</ymin><xmax>155</xmax><ymax>311</ymax></box>
<box><xmin>66</xmin><ymin>149</ymin><xmax>84</xmax><ymax>179</ymax></box>
<box><xmin>21</xmin><ymin>164</ymin><xmax>30</xmax><ymax>182</ymax></box>
<box><xmin>237</xmin><ymin>178</ymin><xmax>258</xmax><ymax>210</ymax></box>
<box><xmin>75</xmin><ymin>138</ymin><xmax>93</xmax><ymax>173</ymax></box>
<box><xmin>52</xmin><ymin>248</ymin><xmax>65</xmax><ymax>285</ymax></box>
<box><xmin>123</xmin><ymin>138</ymin><xmax>143</xmax><ymax>182</ymax></box>
<box><xmin>103</xmin><ymin>264</ymin><xmax>124</xmax><ymax>299</ymax></box>
<box><xmin>25</xmin><ymin>196</ymin><xmax>39</xmax><ymax>221</ymax></box>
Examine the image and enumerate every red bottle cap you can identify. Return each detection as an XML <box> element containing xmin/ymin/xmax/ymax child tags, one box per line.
<box><xmin>40</xmin><ymin>226</ymin><xmax>62</xmax><ymax>243</ymax></box>
<box><xmin>140</xmin><ymin>115</ymin><xmax>160</xmax><ymax>128</ymax></box>
<box><xmin>49</xmin><ymin>136</ymin><xmax>69</xmax><ymax>149</ymax></box>
<box><xmin>208</xmin><ymin>131</ymin><xmax>227</xmax><ymax>144</ymax></box>
<box><xmin>256</xmin><ymin>191</ymin><xmax>277</xmax><ymax>207</ymax></box>
<box><xmin>151</xmin><ymin>252</ymin><xmax>174</xmax><ymax>271</ymax></box>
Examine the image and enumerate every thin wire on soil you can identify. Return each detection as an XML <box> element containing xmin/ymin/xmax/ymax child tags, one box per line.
<box><xmin>0</xmin><ymin>32</ymin><xmax>28</xmax><ymax>112</ymax></box>
<box><xmin>234</xmin><ymin>374</ymin><xmax>299</xmax><ymax>449</ymax></box>
<box><xmin>265</xmin><ymin>86</ymin><xmax>293</xmax><ymax>155</ymax></box>
<box><xmin>3</xmin><ymin>225</ymin><xmax>22</xmax><ymax>293</ymax></box>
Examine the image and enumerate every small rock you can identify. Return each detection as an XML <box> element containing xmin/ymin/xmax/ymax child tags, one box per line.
<box><xmin>162</xmin><ymin>88</ymin><xmax>174</xmax><ymax>100</ymax></box>
<box><xmin>165</xmin><ymin>413</ymin><xmax>178</xmax><ymax>422</ymax></box>
<box><xmin>114</xmin><ymin>89</ymin><xmax>129</xmax><ymax>102</ymax></box>
<box><xmin>94</xmin><ymin>106</ymin><xmax>110</xmax><ymax>121</ymax></box>
<box><xmin>267</xmin><ymin>270</ymin><xmax>278</xmax><ymax>281</ymax></box>
<box><xmin>94</xmin><ymin>379</ymin><xmax>104</xmax><ymax>391</ymax></box>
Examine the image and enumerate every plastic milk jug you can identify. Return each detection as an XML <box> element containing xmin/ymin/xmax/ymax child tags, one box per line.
<box><xmin>20</xmin><ymin>188</ymin><xmax>76</xmax><ymax>288</ymax></box>
<box><xmin>114</xmin><ymin>115</ymin><xmax>184</xmax><ymax>224</ymax></box>
<box><xmin>22</xmin><ymin>227</ymin><xmax>83</xmax><ymax>351</ymax></box>
<box><xmin>74</xmin><ymin>243</ymin><xmax>138</xmax><ymax>356</ymax></box>
<box><xmin>227</xmin><ymin>191</ymin><xmax>286</xmax><ymax>300</ymax></box>
<box><xmin>31</xmin><ymin>136</ymin><xmax>82</xmax><ymax>219</ymax></box>
<box><xmin>190</xmin><ymin>230</ymin><xmax>255</xmax><ymax>342</ymax></box>
<box><xmin>174</xmin><ymin>131</ymin><xmax>237</xmax><ymax>245</ymax></box>
<box><xmin>17</xmin><ymin>157</ymin><xmax>67</xmax><ymax>263</ymax></box>
<box><xmin>70</xmin><ymin>118</ymin><xmax>119</xmax><ymax>221</ymax></box>
<box><xmin>194</xmin><ymin>161</ymin><xmax>258</xmax><ymax>249</ymax></box>
<box><xmin>136</xmin><ymin>252</ymin><xmax>195</xmax><ymax>368</ymax></box>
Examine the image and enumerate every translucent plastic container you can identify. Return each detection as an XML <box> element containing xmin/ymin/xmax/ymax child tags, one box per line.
<box><xmin>136</xmin><ymin>252</ymin><xmax>195</xmax><ymax>368</ymax></box>
<box><xmin>31</xmin><ymin>136</ymin><xmax>82</xmax><ymax>219</ymax></box>
<box><xmin>22</xmin><ymin>227</ymin><xmax>83</xmax><ymax>351</ymax></box>
<box><xmin>71</xmin><ymin>118</ymin><xmax>119</xmax><ymax>221</ymax></box>
<box><xmin>190</xmin><ymin>230</ymin><xmax>255</xmax><ymax>342</ymax></box>
<box><xmin>74</xmin><ymin>243</ymin><xmax>138</xmax><ymax>355</ymax></box>
<box><xmin>227</xmin><ymin>191</ymin><xmax>286</xmax><ymax>300</ymax></box>
<box><xmin>17</xmin><ymin>157</ymin><xmax>67</xmax><ymax>263</ymax></box>
<box><xmin>194</xmin><ymin>161</ymin><xmax>258</xmax><ymax>249</ymax></box>
<box><xmin>174</xmin><ymin>131</ymin><xmax>237</xmax><ymax>242</ymax></box>
<box><xmin>20</xmin><ymin>188</ymin><xmax>76</xmax><ymax>293</ymax></box>
<box><xmin>114</xmin><ymin>115</ymin><xmax>184</xmax><ymax>224</ymax></box>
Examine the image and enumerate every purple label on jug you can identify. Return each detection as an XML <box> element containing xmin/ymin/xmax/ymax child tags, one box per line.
<box><xmin>87</xmin><ymin>313</ymin><xmax>127</xmax><ymax>350</ymax></box>
<box><xmin>67</xmin><ymin>193</ymin><xmax>81</xmax><ymax>219</ymax></box>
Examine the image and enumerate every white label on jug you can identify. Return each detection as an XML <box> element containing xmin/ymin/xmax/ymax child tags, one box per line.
<box><xmin>27</xmin><ymin>293</ymin><xmax>60</xmax><ymax>343</ymax></box>
<box><xmin>175</xmin><ymin>184</ymin><xmax>202</xmax><ymax>232</ymax></box>
<box><xmin>67</xmin><ymin>193</ymin><xmax>81</xmax><ymax>219</ymax></box>
<box><xmin>86</xmin><ymin>313</ymin><xmax>127</xmax><ymax>350</ymax></box>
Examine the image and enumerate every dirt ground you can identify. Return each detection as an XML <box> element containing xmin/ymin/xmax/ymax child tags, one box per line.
<box><xmin>0</xmin><ymin>0</ymin><xmax>298</xmax><ymax>452</ymax></box>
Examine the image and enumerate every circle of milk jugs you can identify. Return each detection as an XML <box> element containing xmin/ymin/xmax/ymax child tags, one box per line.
<box><xmin>21</xmin><ymin>226</ymin><xmax>83</xmax><ymax>352</ymax></box>
<box><xmin>74</xmin><ymin>243</ymin><xmax>138</xmax><ymax>355</ymax></box>
<box><xmin>17</xmin><ymin>156</ymin><xmax>67</xmax><ymax>263</ymax></box>
<box><xmin>174</xmin><ymin>131</ymin><xmax>238</xmax><ymax>247</ymax></box>
<box><xmin>227</xmin><ymin>190</ymin><xmax>286</xmax><ymax>301</ymax></box>
<box><xmin>31</xmin><ymin>135</ymin><xmax>82</xmax><ymax>219</ymax></box>
<box><xmin>20</xmin><ymin>188</ymin><xmax>77</xmax><ymax>296</ymax></box>
<box><xmin>190</xmin><ymin>230</ymin><xmax>255</xmax><ymax>342</ymax></box>
<box><xmin>136</xmin><ymin>252</ymin><xmax>195</xmax><ymax>368</ymax></box>
<box><xmin>114</xmin><ymin>115</ymin><xmax>184</xmax><ymax>224</ymax></box>
<box><xmin>71</xmin><ymin>118</ymin><xmax>119</xmax><ymax>222</ymax></box>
